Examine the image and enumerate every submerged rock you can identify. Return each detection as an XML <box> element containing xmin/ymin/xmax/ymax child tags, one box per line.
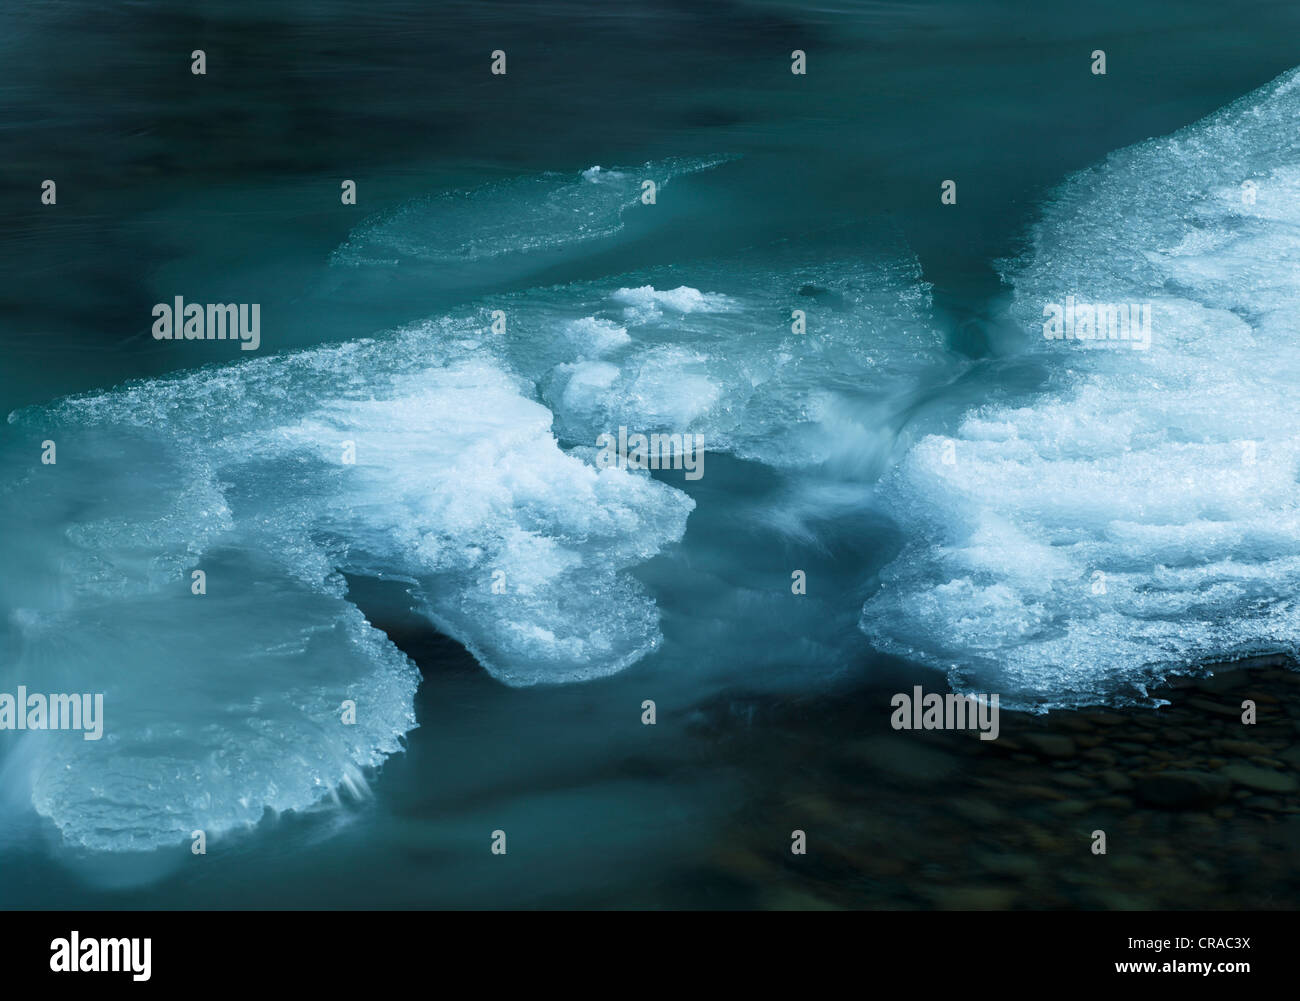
<box><xmin>1219</xmin><ymin>764</ymin><xmax>1299</xmax><ymax>794</ymax></box>
<box><xmin>1134</xmin><ymin>771</ymin><xmax>1231</xmax><ymax>810</ymax></box>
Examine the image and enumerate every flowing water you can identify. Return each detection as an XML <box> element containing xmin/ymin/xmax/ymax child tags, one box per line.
<box><xmin>3</xmin><ymin>0</ymin><xmax>1300</xmax><ymax>907</ymax></box>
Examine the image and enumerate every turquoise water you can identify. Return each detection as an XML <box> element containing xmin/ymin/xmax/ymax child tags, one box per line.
<box><xmin>3</xmin><ymin>0</ymin><xmax>1300</xmax><ymax>906</ymax></box>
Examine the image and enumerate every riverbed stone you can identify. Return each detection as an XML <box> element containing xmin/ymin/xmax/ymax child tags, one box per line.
<box><xmin>1134</xmin><ymin>770</ymin><xmax>1231</xmax><ymax>809</ymax></box>
<box><xmin>1022</xmin><ymin>733</ymin><xmax>1076</xmax><ymax>759</ymax></box>
<box><xmin>1220</xmin><ymin>764</ymin><xmax>1298</xmax><ymax>794</ymax></box>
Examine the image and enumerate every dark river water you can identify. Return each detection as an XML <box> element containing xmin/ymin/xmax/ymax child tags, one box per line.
<box><xmin>2</xmin><ymin>0</ymin><xmax>1299</xmax><ymax>908</ymax></box>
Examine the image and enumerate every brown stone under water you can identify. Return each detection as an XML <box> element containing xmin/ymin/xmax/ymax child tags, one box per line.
<box><xmin>686</xmin><ymin>657</ymin><xmax>1300</xmax><ymax>909</ymax></box>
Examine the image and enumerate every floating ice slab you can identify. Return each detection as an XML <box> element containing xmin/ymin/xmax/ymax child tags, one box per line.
<box><xmin>862</xmin><ymin>67</ymin><xmax>1300</xmax><ymax>709</ymax></box>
